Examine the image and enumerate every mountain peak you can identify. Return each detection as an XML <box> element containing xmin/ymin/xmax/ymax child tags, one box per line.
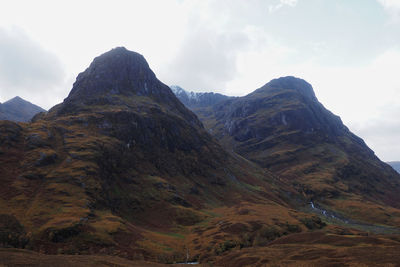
<box><xmin>65</xmin><ymin>47</ymin><xmax>159</xmax><ymax>104</ymax></box>
<box><xmin>263</xmin><ymin>76</ymin><xmax>317</xmax><ymax>100</ymax></box>
<box><xmin>5</xmin><ymin>96</ymin><xmax>25</xmax><ymax>104</ymax></box>
<box><xmin>51</xmin><ymin>48</ymin><xmax>201</xmax><ymax>128</ymax></box>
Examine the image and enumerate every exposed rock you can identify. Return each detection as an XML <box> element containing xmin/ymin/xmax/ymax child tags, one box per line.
<box><xmin>35</xmin><ymin>150</ymin><xmax>58</xmax><ymax>166</ymax></box>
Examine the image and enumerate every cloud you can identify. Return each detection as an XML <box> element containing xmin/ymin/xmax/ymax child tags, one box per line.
<box><xmin>350</xmin><ymin>104</ymin><xmax>400</xmax><ymax>162</ymax></box>
<box><xmin>158</xmin><ymin>0</ymin><xmax>302</xmax><ymax>92</ymax></box>
<box><xmin>377</xmin><ymin>0</ymin><xmax>400</xmax><ymax>23</ymax></box>
<box><xmin>160</xmin><ymin>24</ymin><xmax>250</xmax><ymax>91</ymax></box>
<box><xmin>0</xmin><ymin>26</ymin><xmax>66</xmax><ymax>109</ymax></box>
<box><xmin>377</xmin><ymin>0</ymin><xmax>400</xmax><ymax>10</ymax></box>
<box><xmin>293</xmin><ymin>49</ymin><xmax>400</xmax><ymax>162</ymax></box>
<box><xmin>269</xmin><ymin>0</ymin><xmax>298</xmax><ymax>13</ymax></box>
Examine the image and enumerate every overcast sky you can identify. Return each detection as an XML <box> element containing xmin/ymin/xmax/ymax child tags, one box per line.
<box><xmin>0</xmin><ymin>0</ymin><xmax>399</xmax><ymax>161</ymax></box>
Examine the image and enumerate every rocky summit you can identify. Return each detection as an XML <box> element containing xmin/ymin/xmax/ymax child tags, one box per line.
<box><xmin>2</xmin><ymin>49</ymin><xmax>400</xmax><ymax>266</ymax></box>
<box><xmin>52</xmin><ymin>47</ymin><xmax>196</xmax><ymax>124</ymax></box>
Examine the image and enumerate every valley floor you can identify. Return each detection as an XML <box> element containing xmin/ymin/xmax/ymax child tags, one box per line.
<box><xmin>0</xmin><ymin>248</ymin><xmax>205</xmax><ymax>267</ymax></box>
<box><xmin>3</xmin><ymin>230</ymin><xmax>400</xmax><ymax>267</ymax></box>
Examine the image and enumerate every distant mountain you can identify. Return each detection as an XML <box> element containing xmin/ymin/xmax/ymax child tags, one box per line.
<box><xmin>0</xmin><ymin>96</ymin><xmax>45</xmax><ymax>122</ymax></box>
<box><xmin>388</xmin><ymin>161</ymin><xmax>400</xmax><ymax>173</ymax></box>
<box><xmin>170</xmin><ymin>85</ymin><xmax>233</xmax><ymax>109</ymax></box>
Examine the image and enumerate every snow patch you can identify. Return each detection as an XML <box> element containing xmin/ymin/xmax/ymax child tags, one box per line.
<box><xmin>170</xmin><ymin>85</ymin><xmax>202</xmax><ymax>102</ymax></box>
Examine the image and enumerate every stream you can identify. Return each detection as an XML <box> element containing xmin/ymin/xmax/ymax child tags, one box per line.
<box><xmin>309</xmin><ymin>201</ymin><xmax>347</xmax><ymax>223</ymax></box>
<box><xmin>309</xmin><ymin>201</ymin><xmax>400</xmax><ymax>234</ymax></box>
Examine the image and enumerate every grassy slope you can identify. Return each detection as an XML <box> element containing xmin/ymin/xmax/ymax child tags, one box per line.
<box><xmin>215</xmin><ymin>230</ymin><xmax>400</xmax><ymax>267</ymax></box>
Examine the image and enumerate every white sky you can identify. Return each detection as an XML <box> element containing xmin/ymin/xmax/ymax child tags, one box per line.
<box><xmin>0</xmin><ymin>0</ymin><xmax>400</xmax><ymax>161</ymax></box>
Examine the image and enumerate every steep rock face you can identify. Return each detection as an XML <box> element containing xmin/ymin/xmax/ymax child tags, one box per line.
<box><xmin>0</xmin><ymin>96</ymin><xmax>45</xmax><ymax>122</ymax></box>
<box><xmin>213</xmin><ymin>77</ymin><xmax>349</xmax><ymax>140</ymax></box>
<box><xmin>199</xmin><ymin>76</ymin><xmax>400</xmax><ymax>225</ymax></box>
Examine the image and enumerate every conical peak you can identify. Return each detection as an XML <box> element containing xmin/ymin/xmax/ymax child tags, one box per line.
<box><xmin>65</xmin><ymin>47</ymin><xmax>157</xmax><ymax>102</ymax></box>
<box><xmin>52</xmin><ymin>47</ymin><xmax>201</xmax><ymax>129</ymax></box>
<box><xmin>84</xmin><ymin>47</ymin><xmax>150</xmax><ymax>76</ymax></box>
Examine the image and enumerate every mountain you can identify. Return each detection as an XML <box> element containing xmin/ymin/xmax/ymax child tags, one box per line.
<box><xmin>2</xmin><ymin>49</ymin><xmax>400</xmax><ymax>266</ymax></box>
<box><xmin>388</xmin><ymin>161</ymin><xmax>400</xmax><ymax>173</ymax></box>
<box><xmin>0</xmin><ymin>47</ymin><xmax>307</xmax><ymax>263</ymax></box>
<box><xmin>195</xmin><ymin>76</ymin><xmax>400</xmax><ymax>226</ymax></box>
<box><xmin>0</xmin><ymin>96</ymin><xmax>46</xmax><ymax>122</ymax></box>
